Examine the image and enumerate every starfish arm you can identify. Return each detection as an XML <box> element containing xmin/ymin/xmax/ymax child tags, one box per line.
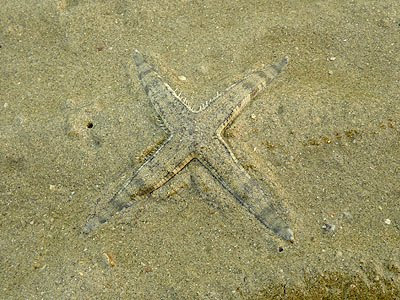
<box><xmin>83</xmin><ymin>135</ymin><xmax>193</xmax><ymax>233</ymax></box>
<box><xmin>201</xmin><ymin>57</ymin><xmax>288</xmax><ymax>132</ymax></box>
<box><xmin>133</xmin><ymin>50</ymin><xmax>189</xmax><ymax>129</ymax></box>
<box><xmin>198</xmin><ymin>139</ymin><xmax>294</xmax><ymax>241</ymax></box>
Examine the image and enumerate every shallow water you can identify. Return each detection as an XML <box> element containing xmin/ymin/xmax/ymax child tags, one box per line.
<box><xmin>1</xmin><ymin>1</ymin><xmax>399</xmax><ymax>298</ymax></box>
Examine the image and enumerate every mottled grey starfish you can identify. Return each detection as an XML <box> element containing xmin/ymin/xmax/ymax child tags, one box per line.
<box><xmin>83</xmin><ymin>50</ymin><xmax>294</xmax><ymax>241</ymax></box>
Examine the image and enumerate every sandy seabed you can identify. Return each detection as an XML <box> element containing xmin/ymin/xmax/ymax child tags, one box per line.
<box><xmin>1</xmin><ymin>1</ymin><xmax>399</xmax><ymax>299</ymax></box>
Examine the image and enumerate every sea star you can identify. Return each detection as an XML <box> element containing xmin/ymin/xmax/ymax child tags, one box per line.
<box><xmin>83</xmin><ymin>50</ymin><xmax>294</xmax><ymax>241</ymax></box>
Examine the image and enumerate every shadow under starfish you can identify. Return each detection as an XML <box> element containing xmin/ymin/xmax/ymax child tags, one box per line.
<box><xmin>83</xmin><ymin>49</ymin><xmax>294</xmax><ymax>242</ymax></box>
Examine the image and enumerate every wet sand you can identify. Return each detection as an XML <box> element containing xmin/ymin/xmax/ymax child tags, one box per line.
<box><xmin>1</xmin><ymin>1</ymin><xmax>399</xmax><ymax>298</ymax></box>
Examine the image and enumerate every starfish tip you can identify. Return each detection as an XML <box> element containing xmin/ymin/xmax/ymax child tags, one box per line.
<box><xmin>133</xmin><ymin>49</ymin><xmax>144</xmax><ymax>65</ymax></box>
<box><xmin>275</xmin><ymin>226</ymin><xmax>294</xmax><ymax>242</ymax></box>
